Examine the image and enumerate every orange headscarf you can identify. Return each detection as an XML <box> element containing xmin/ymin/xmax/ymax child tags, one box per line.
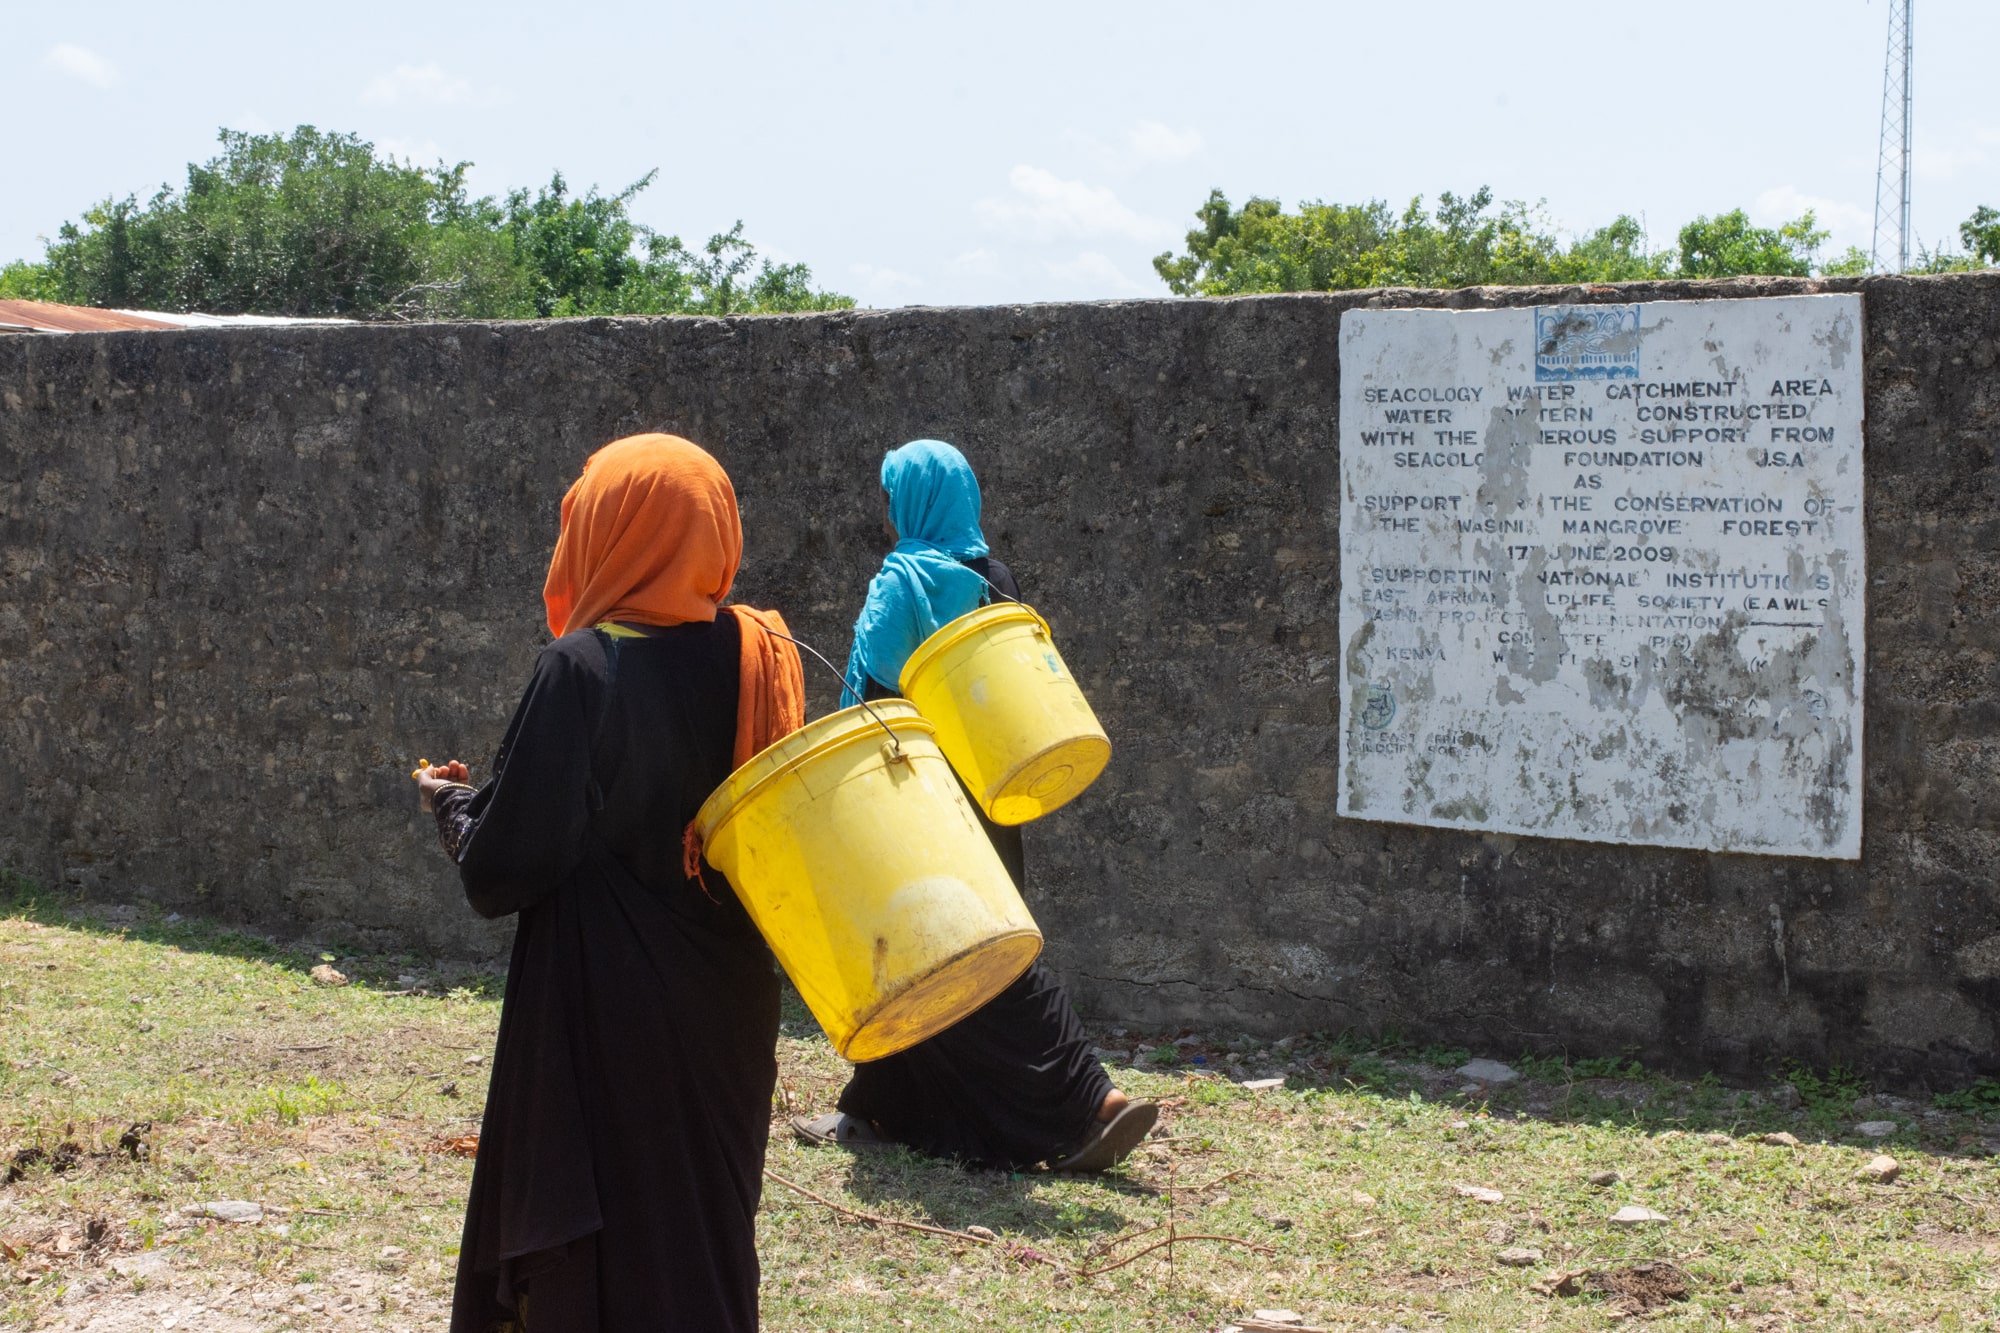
<box><xmin>542</xmin><ymin>434</ymin><xmax>805</xmax><ymax>777</ymax></box>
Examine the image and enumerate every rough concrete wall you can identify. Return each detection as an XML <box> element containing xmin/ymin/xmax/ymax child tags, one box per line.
<box><xmin>3</xmin><ymin>274</ymin><xmax>1998</xmax><ymax>1086</ymax></box>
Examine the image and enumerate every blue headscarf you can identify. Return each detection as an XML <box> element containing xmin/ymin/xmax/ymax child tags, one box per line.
<box><xmin>843</xmin><ymin>440</ymin><xmax>992</xmax><ymax>701</ymax></box>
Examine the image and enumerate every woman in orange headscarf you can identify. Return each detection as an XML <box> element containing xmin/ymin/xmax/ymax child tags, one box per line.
<box><xmin>411</xmin><ymin>434</ymin><xmax>803</xmax><ymax>1333</ymax></box>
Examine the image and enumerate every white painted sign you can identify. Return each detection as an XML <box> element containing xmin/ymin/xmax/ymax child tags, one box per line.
<box><xmin>1337</xmin><ymin>295</ymin><xmax>1864</xmax><ymax>858</ymax></box>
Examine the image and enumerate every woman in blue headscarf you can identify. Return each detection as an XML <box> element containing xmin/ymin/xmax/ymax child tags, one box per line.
<box><xmin>801</xmin><ymin>439</ymin><xmax>1157</xmax><ymax>1172</ymax></box>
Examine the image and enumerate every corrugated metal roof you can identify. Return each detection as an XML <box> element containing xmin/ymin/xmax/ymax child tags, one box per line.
<box><xmin>0</xmin><ymin>300</ymin><xmax>354</xmax><ymax>334</ymax></box>
<box><xmin>0</xmin><ymin>300</ymin><xmax>182</xmax><ymax>333</ymax></box>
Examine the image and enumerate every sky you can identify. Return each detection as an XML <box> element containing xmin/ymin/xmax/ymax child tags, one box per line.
<box><xmin>7</xmin><ymin>0</ymin><xmax>1996</xmax><ymax>308</ymax></box>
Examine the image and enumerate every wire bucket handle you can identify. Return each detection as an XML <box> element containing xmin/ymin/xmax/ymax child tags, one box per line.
<box><xmin>754</xmin><ymin>622</ymin><xmax>908</xmax><ymax>762</ymax></box>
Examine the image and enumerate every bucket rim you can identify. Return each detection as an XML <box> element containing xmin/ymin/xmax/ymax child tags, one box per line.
<box><xmin>897</xmin><ymin>600</ymin><xmax>1052</xmax><ymax>695</ymax></box>
<box><xmin>693</xmin><ymin>699</ymin><xmax>936</xmax><ymax>845</ymax></box>
<box><xmin>838</xmin><ymin>926</ymin><xmax>1044</xmax><ymax>1061</ymax></box>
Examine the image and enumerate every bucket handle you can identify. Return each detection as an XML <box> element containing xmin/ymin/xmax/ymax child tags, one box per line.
<box><xmin>753</xmin><ymin>622</ymin><xmax>909</xmax><ymax>763</ymax></box>
<box><xmin>970</xmin><ymin>568</ymin><xmax>1052</xmax><ymax>641</ymax></box>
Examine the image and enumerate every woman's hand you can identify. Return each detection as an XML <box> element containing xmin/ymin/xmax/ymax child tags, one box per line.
<box><xmin>412</xmin><ymin>759</ymin><xmax>471</xmax><ymax>813</ymax></box>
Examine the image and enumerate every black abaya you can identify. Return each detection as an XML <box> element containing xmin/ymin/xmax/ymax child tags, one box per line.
<box><xmin>835</xmin><ymin>557</ymin><xmax>1114</xmax><ymax>1170</ymax></box>
<box><xmin>433</xmin><ymin>620</ymin><xmax>779</xmax><ymax>1333</ymax></box>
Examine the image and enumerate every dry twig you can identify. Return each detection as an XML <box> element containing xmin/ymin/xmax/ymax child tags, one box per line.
<box><xmin>762</xmin><ymin>1168</ymin><xmax>1272</xmax><ymax>1280</ymax></box>
<box><xmin>1074</xmin><ymin>1232</ymin><xmax>1278</xmax><ymax>1277</ymax></box>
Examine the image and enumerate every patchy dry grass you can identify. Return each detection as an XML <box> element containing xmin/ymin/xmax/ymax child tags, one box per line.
<box><xmin>4</xmin><ymin>886</ymin><xmax>2000</xmax><ymax>1331</ymax></box>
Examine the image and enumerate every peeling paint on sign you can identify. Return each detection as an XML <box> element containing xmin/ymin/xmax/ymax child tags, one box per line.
<box><xmin>1337</xmin><ymin>295</ymin><xmax>1864</xmax><ymax>858</ymax></box>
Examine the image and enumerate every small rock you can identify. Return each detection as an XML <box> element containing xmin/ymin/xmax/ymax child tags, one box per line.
<box><xmin>1609</xmin><ymin>1205</ymin><xmax>1668</xmax><ymax>1226</ymax></box>
<box><xmin>1770</xmin><ymin>1083</ymin><xmax>1803</xmax><ymax>1111</ymax></box>
<box><xmin>308</xmin><ymin>964</ymin><xmax>348</xmax><ymax>987</ymax></box>
<box><xmin>439</xmin><ymin>1081</ymin><xmax>459</xmax><ymax>1098</ymax></box>
<box><xmin>1496</xmin><ymin>1246</ymin><xmax>1543</xmax><ymax>1267</ymax></box>
<box><xmin>1241</xmin><ymin>1077</ymin><xmax>1286</xmax><ymax>1091</ymax></box>
<box><xmin>1587</xmin><ymin>1170</ymin><xmax>1623</xmax><ymax>1187</ymax></box>
<box><xmin>964</xmin><ymin>1224</ymin><xmax>998</xmax><ymax>1241</ymax></box>
<box><xmin>1456</xmin><ymin>1059</ymin><xmax>1519</xmax><ymax>1084</ymax></box>
<box><xmin>1453</xmin><ymin>1184</ymin><xmax>1505</xmax><ymax>1204</ymax></box>
<box><xmin>109</xmin><ymin>1253</ymin><xmax>169</xmax><ymax>1279</ymax></box>
<box><xmin>1268</xmin><ymin>1215</ymin><xmax>1293</xmax><ymax>1230</ymax></box>
<box><xmin>379</xmin><ymin>1245</ymin><xmax>406</xmax><ymax>1259</ymax></box>
<box><xmin>1348</xmin><ymin>1190</ymin><xmax>1376</xmax><ymax>1207</ymax></box>
<box><xmin>184</xmin><ymin>1200</ymin><xmax>263</xmax><ymax>1223</ymax></box>
<box><xmin>1704</xmin><ymin>1132</ymin><xmax>1733</xmax><ymax>1146</ymax></box>
<box><xmin>1458</xmin><ymin>1083</ymin><xmax>1484</xmax><ymax>1095</ymax></box>
<box><xmin>1757</xmin><ymin>1132</ymin><xmax>1801</xmax><ymax>1148</ymax></box>
<box><xmin>1857</xmin><ymin>1154</ymin><xmax>1900</xmax><ymax>1183</ymax></box>
<box><xmin>1852</xmin><ymin>1094</ymin><xmax>1883</xmax><ymax>1114</ymax></box>
<box><xmin>1854</xmin><ymin>1120</ymin><xmax>1899</xmax><ymax>1138</ymax></box>
<box><xmin>1252</xmin><ymin>1311</ymin><xmax>1303</xmax><ymax>1325</ymax></box>
<box><xmin>463</xmin><ymin>1054</ymin><xmax>487</xmax><ymax>1066</ymax></box>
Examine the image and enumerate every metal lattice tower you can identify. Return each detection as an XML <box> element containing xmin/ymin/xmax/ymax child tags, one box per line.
<box><xmin>1872</xmin><ymin>0</ymin><xmax>1913</xmax><ymax>273</ymax></box>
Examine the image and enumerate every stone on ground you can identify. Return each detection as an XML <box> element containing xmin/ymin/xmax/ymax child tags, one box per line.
<box><xmin>1610</xmin><ymin>1205</ymin><xmax>1669</xmax><ymax>1226</ymax></box>
<box><xmin>1455</xmin><ymin>1058</ymin><xmax>1519</xmax><ymax>1084</ymax></box>
<box><xmin>1857</xmin><ymin>1154</ymin><xmax>1900</xmax><ymax>1183</ymax></box>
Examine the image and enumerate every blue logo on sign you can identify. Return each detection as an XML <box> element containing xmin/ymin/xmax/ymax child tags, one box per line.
<box><xmin>1359</xmin><ymin>684</ymin><xmax>1396</xmax><ymax>731</ymax></box>
<box><xmin>1535</xmin><ymin>304</ymin><xmax>1642</xmax><ymax>381</ymax></box>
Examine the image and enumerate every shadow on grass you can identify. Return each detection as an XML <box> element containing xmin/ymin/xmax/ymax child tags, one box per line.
<box><xmin>1119</xmin><ymin>1028</ymin><xmax>2000</xmax><ymax>1165</ymax></box>
<box><xmin>835</xmin><ymin>1149</ymin><xmax>1158</xmax><ymax>1243</ymax></box>
<box><xmin>774</xmin><ymin>982</ymin><xmax>1162</xmax><ymax>1241</ymax></box>
<box><xmin>0</xmin><ymin>870</ymin><xmax>506</xmax><ymax>1001</ymax></box>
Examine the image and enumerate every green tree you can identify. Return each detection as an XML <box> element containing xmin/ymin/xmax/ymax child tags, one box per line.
<box><xmin>7</xmin><ymin>126</ymin><xmax>850</xmax><ymax>319</ymax></box>
<box><xmin>1673</xmin><ymin>208</ymin><xmax>1827</xmax><ymax>278</ymax></box>
<box><xmin>1152</xmin><ymin>189</ymin><xmax>1879</xmax><ymax>293</ymax></box>
<box><xmin>37</xmin><ymin>127</ymin><xmax>475</xmax><ymax>316</ymax></box>
<box><xmin>0</xmin><ymin>259</ymin><xmax>58</xmax><ymax>300</ymax></box>
<box><xmin>1154</xmin><ymin>187</ymin><xmax>1671</xmax><ymax>295</ymax></box>
<box><xmin>1962</xmin><ymin>206</ymin><xmax>2000</xmax><ymax>266</ymax></box>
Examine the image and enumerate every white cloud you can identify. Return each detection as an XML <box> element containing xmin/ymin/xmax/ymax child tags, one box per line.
<box><xmin>951</xmin><ymin>249</ymin><xmax>1001</xmax><ymax>276</ymax></box>
<box><xmin>45</xmin><ymin>43</ymin><xmax>117</xmax><ymax>89</ymax></box>
<box><xmin>1127</xmin><ymin>120</ymin><xmax>1203</xmax><ymax>164</ymax></box>
<box><xmin>1045</xmin><ymin>251</ymin><xmax>1149</xmax><ymax>296</ymax></box>
<box><xmin>377</xmin><ymin>137</ymin><xmax>447</xmax><ymax>166</ymax></box>
<box><xmin>361</xmin><ymin>63</ymin><xmax>476</xmax><ymax>106</ymax></box>
<box><xmin>977</xmin><ymin>166</ymin><xmax>1176</xmax><ymax>245</ymax></box>
<box><xmin>1913</xmin><ymin>142</ymin><xmax>1989</xmax><ymax>182</ymax></box>
<box><xmin>850</xmin><ymin>262</ymin><xmax>922</xmax><ymax>290</ymax></box>
<box><xmin>1751</xmin><ymin>186</ymin><xmax>1872</xmax><ymax>252</ymax></box>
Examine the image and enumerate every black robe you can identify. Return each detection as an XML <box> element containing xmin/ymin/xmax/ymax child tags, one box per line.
<box><xmin>836</xmin><ymin>557</ymin><xmax>1113</xmax><ymax>1169</ymax></box>
<box><xmin>433</xmin><ymin>621</ymin><xmax>779</xmax><ymax>1333</ymax></box>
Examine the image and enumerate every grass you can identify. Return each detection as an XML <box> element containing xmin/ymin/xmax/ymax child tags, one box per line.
<box><xmin>4</xmin><ymin>886</ymin><xmax>2000</xmax><ymax>1331</ymax></box>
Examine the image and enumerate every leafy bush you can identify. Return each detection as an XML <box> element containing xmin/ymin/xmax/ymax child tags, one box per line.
<box><xmin>1933</xmin><ymin>1077</ymin><xmax>2000</xmax><ymax>1115</ymax></box>
<box><xmin>1782</xmin><ymin>1060</ymin><xmax>1868</xmax><ymax>1113</ymax></box>
<box><xmin>1154</xmin><ymin>188</ymin><xmax>1999</xmax><ymax>294</ymax></box>
<box><xmin>7</xmin><ymin>126</ymin><xmax>851</xmax><ymax>321</ymax></box>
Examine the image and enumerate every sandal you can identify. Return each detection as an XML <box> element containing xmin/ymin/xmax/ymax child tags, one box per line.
<box><xmin>790</xmin><ymin>1112</ymin><xmax>890</xmax><ymax>1149</ymax></box>
<box><xmin>1049</xmin><ymin>1099</ymin><xmax>1159</xmax><ymax>1173</ymax></box>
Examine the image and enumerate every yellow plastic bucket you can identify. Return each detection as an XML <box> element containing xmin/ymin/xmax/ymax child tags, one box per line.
<box><xmin>898</xmin><ymin>602</ymin><xmax>1111</xmax><ymax>826</ymax></box>
<box><xmin>692</xmin><ymin>699</ymin><xmax>1042</xmax><ymax>1062</ymax></box>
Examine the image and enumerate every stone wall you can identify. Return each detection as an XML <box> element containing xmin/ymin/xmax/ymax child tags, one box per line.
<box><xmin>4</xmin><ymin>273</ymin><xmax>1998</xmax><ymax>1086</ymax></box>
